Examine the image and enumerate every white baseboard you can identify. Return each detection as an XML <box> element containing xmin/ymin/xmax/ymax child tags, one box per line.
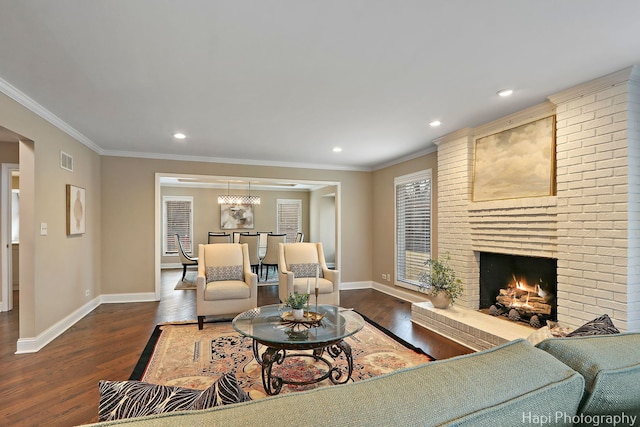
<box><xmin>14</xmin><ymin>282</ymin><xmax>421</xmax><ymax>354</ymax></box>
<box><xmin>340</xmin><ymin>281</ymin><xmax>372</xmax><ymax>290</ymax></box>
<box><xmin>100</xmin><ymin>293</ymin><xmax>158</xmax><ymax>304</ymax></box>
<box><xmin>15</xmin><ymin>293</ymin><xmax>158</xmax><ymax>354</ymax></box>
<box><xmin>371</xmin><ymin>281</ymin><xmax>429</xmax><ymax>304</ymax></box>
<box><xmin>15</xmin><ymin>296</ymin><xmax>101</xmax><ymax>354</ymax></box>
<box><xmin>161</xmin><ymin>262</ymin><xmax>183</xmax><ymax>270</ymax></box>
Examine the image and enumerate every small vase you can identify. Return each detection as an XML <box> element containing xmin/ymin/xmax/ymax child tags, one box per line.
<box><xmin>429</xmin><ymin>292</ymin><xmax>452</xmax><ymax>309</ymax></box>
<box><xmin>292</xmin><ymin>308</ymin><xmax>305</xmax><ymax>320</ymax></box>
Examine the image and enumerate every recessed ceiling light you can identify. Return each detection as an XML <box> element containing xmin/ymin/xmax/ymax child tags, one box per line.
<box><xmin>173</xmin><ymin>132</ymin><xmax>186</xmax><ymax>139</ymax></box>
<box><xmin>429</xmin><ymin>120</ymin><xmax>441</xmax><ymax>127</ymax></box>
<box><xmin>332</xmin><ymin>147</ymin><xmax>342</xmax><ymax>152</ymax></box>
<box><xmin>497</xmin><ymin>89</ymin><xmax>514</xmax><ymax>97</ymax></box>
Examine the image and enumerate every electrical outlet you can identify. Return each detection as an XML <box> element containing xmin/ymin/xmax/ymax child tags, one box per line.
<box><xmin>381</xmin><ymin>273</ymin><xmax>386</xmax><ymax>280</ymax></box>
<box><xmin>386</xmin><ymin>274</ymin><xmax>391</xmax><ymax>282</ymax></box>
<box><xmin>85</xmin><ymin>289</ymin><xmax>90</xmax><ymax>297</ymax></box>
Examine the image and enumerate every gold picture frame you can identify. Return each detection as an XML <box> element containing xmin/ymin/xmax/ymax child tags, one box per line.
<box><xmin>472</xmin><ymin>115</ymin><xmax>556</xmax><ymax>202</ymax></box>
<box><xmin>66</xmin><ymin>184</ymin><xmax>86</xmax><ymax>235</ymax></box>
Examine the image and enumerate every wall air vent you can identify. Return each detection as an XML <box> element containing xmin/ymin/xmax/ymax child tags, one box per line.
<box><xmin>60</xmin><ymin>151</ymin><xmax>73</xmax><ymax>172</ymax></box>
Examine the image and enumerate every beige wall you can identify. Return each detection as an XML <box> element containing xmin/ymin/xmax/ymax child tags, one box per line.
<box><xmin>0</xmin><ymin>92</ymin><xmax>102</xmax><ymax>339</ymax></box>
<box><xmin>101</xmin><ymin>156</ymin><xmax>372</xmax><ymax>295</ymax></box>
<box><xmin>160</xmin><ymin>186</ymin><xmax>311</xmax><ymax>264</ymax></box>
<box><xmin>371</xmin><ymin>152</ymin><xmax>438</xmax><ymax>287</ymax></box>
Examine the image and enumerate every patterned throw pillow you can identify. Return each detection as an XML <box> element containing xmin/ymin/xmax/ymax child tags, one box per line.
<box><xmin>289</xmin><ymin>263</ymin><xmax>323</xmax><ymax>278</ymax></box>
<box><xmin>98</xmin><ymin>372</ymin><xmax>250</xmax><ymax>421</ymax></box>
<box><xmin>567</xmin><ymin>313</ymin><xmax>620</xmax><ymax>337</ymax></box>
<box><xmin>206</xmin><ymin>265</ymin><xmax>243</xmax><ymax>282</ymax></box>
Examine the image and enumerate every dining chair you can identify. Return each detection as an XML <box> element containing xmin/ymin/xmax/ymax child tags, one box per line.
<box><xmin>257</xmin><ymin>231</ymin><xmax>270</xmax><ymax>258</ymax></box>
<box><xmin>175</xmin><ymin>234</ymin><xmax>198</xmax><ymax>280</ymax></box>
<box><xmin>260</xmin><ymin>233</ymin><xmax>286</xmax><ymax>281</ymax></box>
<box><xmin>238</xmin><ymin>233</ymin><xmax>260</xmax><ymax>276</ymax></box>
<box><xmin>208</xmin><ymin>233</ymin><xmax>231</xmax><ymax>244</ymax></box>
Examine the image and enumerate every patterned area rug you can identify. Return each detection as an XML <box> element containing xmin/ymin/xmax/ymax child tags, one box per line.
<box><xmin>132</xmin><ymin>317</ymin><xmax>432</xmax><ymax>399</ymax></box>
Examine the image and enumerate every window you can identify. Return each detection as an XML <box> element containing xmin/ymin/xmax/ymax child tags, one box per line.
<box><xmin>395</xmin><ymin>170</ymin><xmax>432</xmax><ymax>289</ymax></box>
<box><xmin>163</xmin><ymin>196</ymin><xmax>194</xmax><ymax>256</ymax></box>
<box><xmin>277</xmin><ymin>199</ymin><xmax>302</xmax><ymax>243</ymax></box>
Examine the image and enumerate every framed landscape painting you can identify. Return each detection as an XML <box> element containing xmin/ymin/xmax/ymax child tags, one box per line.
<box><xmin>472</xmin><ymin>115</ymin><xmax>556</xmax><ymax>202</ymax></box>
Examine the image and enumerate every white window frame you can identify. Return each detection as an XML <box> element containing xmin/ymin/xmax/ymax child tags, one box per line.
<box><xmin>163</xmin><ymin>195</ymin><xmax>194</xmax><ymax>256</ymax></box>
<box><xmin>394</xmin><ymin>169</ymin><xmax>432</xmax><ymax>290</ymax></box>
<box><xmin>276</xmin><ymin>199</ymin><xmax>302</xmax><ymax>243</ymax></box>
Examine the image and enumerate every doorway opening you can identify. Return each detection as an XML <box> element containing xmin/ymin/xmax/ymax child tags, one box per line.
<box><xmin>154</xmin><ymin>173</ymin><xmax>341</xmax><ymax>300</ymax></box>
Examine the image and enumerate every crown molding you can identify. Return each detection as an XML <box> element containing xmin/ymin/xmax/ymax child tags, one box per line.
<box><xmin>473</xmin><ymin>102</ymin><xmax>556</xmax><ymax>139</ymax></box>
<box><xmin>371</xmin><ymin>144</ymin><xmax>437</xmax><ymax>171</ymax></box>
<box><xmin>102</xmin><ymin>149</ymin><xmax>372</xmax><ymax>172</ymax></box>
<box><xmin>433</xmin><ymin>128</ymin><xmax>474</xmax><ymax>146</ymax></box>
<box><xmin>548</xmin><ymin>65</ymin><xmax>636</xmax><ymax>105</ymax></box>
<box><xmin>0</xmin><ymin>76</ymin><xmax>103</xmax><ymax>154</ymax></box>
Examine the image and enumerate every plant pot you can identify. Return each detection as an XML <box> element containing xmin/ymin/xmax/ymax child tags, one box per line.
<box><xmin>429</xmin><ymin>292</ymin><xmax>452</xmax><ymax>309</ymax></box>
<box><xmin>292</xmin><ymin>308</ymin><xmax>305</xmax><ymax>320</ymax></box>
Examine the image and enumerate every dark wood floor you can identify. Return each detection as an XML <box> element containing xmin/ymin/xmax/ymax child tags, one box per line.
<box><xmin>0</xmin><ymin>270</ymin><xmax>471</xmax><ymax>426</ymax></box>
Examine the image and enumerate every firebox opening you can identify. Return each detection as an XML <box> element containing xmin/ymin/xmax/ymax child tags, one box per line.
<box><xmin>479</xmin><ymin>252</ymin><xmax>557</xmax><ymax>327</ymax></box>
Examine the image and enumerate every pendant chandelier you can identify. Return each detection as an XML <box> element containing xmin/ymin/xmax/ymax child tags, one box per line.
<box><xmin>217</xmin><ymin>181</ymin><xmax>261</xmax><ymax>205</ymax></box>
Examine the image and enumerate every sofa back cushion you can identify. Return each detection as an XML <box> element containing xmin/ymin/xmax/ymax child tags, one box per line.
<box><xmin>536</xmin><ymin>332</ymin><xmax>640</xmax><ymax>417</ymax></box>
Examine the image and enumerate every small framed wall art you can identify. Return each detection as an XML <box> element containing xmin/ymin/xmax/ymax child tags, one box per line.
<box><xmin>66</xmin><ymin>184</ymin><xmax>86</xmax><ymax>235</ymax></box>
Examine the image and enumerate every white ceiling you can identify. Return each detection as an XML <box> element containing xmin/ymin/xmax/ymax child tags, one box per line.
<box><xmin>1</xmin><ymin>1</ymin><xmax>639</xmax><ymax>171</ymax></box>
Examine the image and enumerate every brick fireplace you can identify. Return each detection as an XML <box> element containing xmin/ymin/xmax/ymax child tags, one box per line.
<box><xmin>412</xmin><ymin>66</ymin><xmax>640</xmax><ymax>350</ymax></box>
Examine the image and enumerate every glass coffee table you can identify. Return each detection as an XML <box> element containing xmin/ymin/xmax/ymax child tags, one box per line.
<box><xmin>232</xmin><ymin>304</ymin><xmax>365</xmax><ymax>395</ymax></box>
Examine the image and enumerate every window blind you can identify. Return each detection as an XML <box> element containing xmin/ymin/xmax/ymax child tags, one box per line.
<box><xmin>395</xmin><ymin>170</ymin><xmax>432</xmax><ymax>289</ymax></box>
<box><xmin>277</xmin><ymin>199</ymin><xmax>302</xmax><ymax>243</ymax></box>
<box><xmin>163</xmin><ymin>196</ymin><xmax>194</xmax><ymax>255</ymax></box>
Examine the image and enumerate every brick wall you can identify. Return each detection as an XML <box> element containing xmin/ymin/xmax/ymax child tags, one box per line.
<box><xmin>435</xmin><ymin>66</ymin><xmax>639</xmax><ymax>331</ymax></box>
<box><xmin>433</xmin><ymin>130</ymin><xmax>477</xmax><ymax>308</ymax></box>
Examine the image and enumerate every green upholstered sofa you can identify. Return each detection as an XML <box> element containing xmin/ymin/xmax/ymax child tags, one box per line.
<box><xmin>83</xmin><ymin>333</ymin><xmax>640</xmax><ymax>427</ymax></box>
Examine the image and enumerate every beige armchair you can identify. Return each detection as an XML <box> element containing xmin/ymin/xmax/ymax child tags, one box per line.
<box><xmin>278</xmin><ymin>242</ymin><xmax>340</xmax><ymax>306</ymax></box>
<box><xmin>196</xmin><ymin>243</ymin><xmax>257</xmax><ymax>329</ymax></box>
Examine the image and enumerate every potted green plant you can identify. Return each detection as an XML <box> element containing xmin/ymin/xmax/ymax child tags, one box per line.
<box><xmin>284</xmin><ymin>291</ymin><xmax>310</xmax><ymax>320</ymax></box>
<box><xmin>418</xmin><ymin>253</ymin><xmax>463</xmax><ymax>308</ymax></box>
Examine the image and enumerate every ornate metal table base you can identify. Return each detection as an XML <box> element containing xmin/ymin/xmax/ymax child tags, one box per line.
<box><xmin>252</xmin><ymin>339</ymin><xmax>353</xmax><ymax>395</ymax></box>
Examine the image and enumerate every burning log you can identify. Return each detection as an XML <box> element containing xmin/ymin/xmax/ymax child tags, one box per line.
<box><xmin>489</xmin><ymin>276</ymin><xmax>556</xmax><ymax>327</ymax></box>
